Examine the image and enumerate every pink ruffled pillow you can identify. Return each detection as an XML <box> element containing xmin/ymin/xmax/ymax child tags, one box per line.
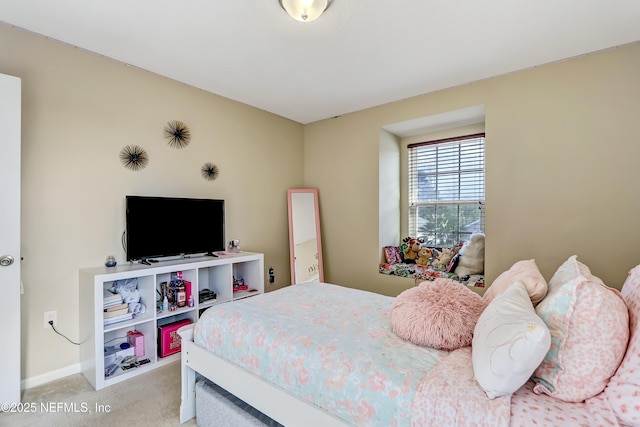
<box><xmin>604</xmin><ymin>265</ymin><xmax>640</xmax><ymax>426</ymax></box>
<box><xmin>391</xmin><ymin>278</ymin><xmax>486</xmax><ymax>351</ymax></box>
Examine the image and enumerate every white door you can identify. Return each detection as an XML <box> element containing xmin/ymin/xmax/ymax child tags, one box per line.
<box><xmin>0</xmin><ymin>73</ymin><xmax>21</xmax><ymax>405</ymax></box>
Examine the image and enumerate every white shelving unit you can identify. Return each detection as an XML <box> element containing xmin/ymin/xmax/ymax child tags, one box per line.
<box><xmin>79</xmin><ymin>252</ymin><xmax>264</xmax><ymax>390</ymax></box>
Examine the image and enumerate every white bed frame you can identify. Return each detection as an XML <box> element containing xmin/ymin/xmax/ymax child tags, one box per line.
<box><xmin>178</xmin><ymin>324</ymin><xmax>349</xmax><ymax>426</ymax></box>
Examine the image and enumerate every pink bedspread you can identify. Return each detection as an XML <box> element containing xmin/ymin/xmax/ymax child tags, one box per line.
<box><xmin>511</xmin><ymin>381</ymin><xmax>620</xmax><ymax>427</ymax></box>
<box><xmin>412</xmin><ymin>346</ymin><xmax>621</xmax><ymax>427</ymax></box>
<box><xmin>412</xmin><ymin>347</ymin><xmax>511</xmax><ymax>427</ymax></box>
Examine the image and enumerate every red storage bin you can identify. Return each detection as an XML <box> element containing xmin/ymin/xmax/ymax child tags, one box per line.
<box><xmin>157</xmin><ymin>319</ymin><xmax>191</xmax><ymax>358</ymax></box>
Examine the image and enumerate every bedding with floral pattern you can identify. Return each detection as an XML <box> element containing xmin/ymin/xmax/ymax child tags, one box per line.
<box><xmin>192</xmin><ymin>258</ymin><xmax>640</xmax><ymax>426</ymax></box>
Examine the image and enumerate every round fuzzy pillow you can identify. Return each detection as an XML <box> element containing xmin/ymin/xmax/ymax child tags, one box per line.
<box><xmin>391</xmin><ymin>278</ymin><xmax>486</xmax><ymax>351</ymax></box>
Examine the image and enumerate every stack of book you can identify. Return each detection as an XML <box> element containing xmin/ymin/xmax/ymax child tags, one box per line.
<box><xmin>103</xmin><ymin>288</ymin><xmax>132</xmax><ymax>326</ymax></box>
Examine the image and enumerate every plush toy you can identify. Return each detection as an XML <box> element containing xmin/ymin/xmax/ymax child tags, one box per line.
<box><xmin>454</xmin><ymin>232</ymin><xmax>485</xmax><ymax>276</ymax></box>
<box><xmin>402</xmin><ymin>236</ymin><xmax>424</xmax><ymax>264</ymax></box>
<box><xmin>451</xmin><ymin>243</ymin><xmax>463</xmax><ymax>257</ymax></box>
<box><xmin>435</xmin><ymin>248</ymin><xmax>454</xmax><ymax>270</ymax></box>
<box><xmin>416</xmin><ymin>247</ymin><xmax>433</xmax><ymax>266</ymax></box>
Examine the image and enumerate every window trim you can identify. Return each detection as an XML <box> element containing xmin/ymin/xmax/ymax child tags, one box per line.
<box><xmin>407</xmin><ymin>132</ymin><xmax>486</xmax><ymax>150</ymax></box>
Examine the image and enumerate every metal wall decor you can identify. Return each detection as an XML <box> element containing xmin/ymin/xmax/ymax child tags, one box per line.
<box><xmin>119</xmin><ymin>145</ymin><xmax>149</xmax><ymax>171</ymax></box>
<box><xmin>201</xmin><ymin>162</ymin><xmax>220</xmax><ymax>181</ymax></box>
<box><xmin>164</xmin><ymin>120</ymin><xmax>191</xmax><ymax>149</ymax></box>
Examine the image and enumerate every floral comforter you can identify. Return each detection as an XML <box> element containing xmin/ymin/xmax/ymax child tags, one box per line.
<box><xmin>194</xmin><ymin>281</ymin><xmax>631</xmax><ymax>427</ymax></box>
<box><xmin>194</xmin><ymin>282</ymin><xmax>447</xmax><ymax>426</ymax></box>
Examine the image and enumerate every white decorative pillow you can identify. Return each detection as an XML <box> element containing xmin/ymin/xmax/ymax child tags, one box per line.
<box><xmin>472</xmin><ymin>281</ymin><xmax>551</xmax><ymax>399</ymax></box>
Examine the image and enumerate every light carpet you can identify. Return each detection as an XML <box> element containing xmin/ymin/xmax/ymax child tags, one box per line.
<box><xmin>0</xmin><ymin>361</ymin><xmax>197</xmax><ymax>427</ymax></box>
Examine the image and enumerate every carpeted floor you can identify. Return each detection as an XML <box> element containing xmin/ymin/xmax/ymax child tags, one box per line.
<box><xmin>0</xmin><ymin>361</ymin><xmax>197</xmax><ymax>427</ymax></box>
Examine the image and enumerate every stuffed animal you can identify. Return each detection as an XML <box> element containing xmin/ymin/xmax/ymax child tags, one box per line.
<box><xmin>435</xmin><ymin>248</ymin><xmax>454</xmax><ymax>270</ymax></box>
<box><xmin>416</xmin><ymin>247</ymin><xmax>432</xmax><ymax>266</ymax></box>
<box><xmin>451</xmin><ymin>243</ymin><xmax>462</xmax><ymax>257</ymax></box>
<box><xmin>454</xmin><ymin>232</ymin><xmax>485</xmax><ymax>276</ymax></box>
<box><xmin>402</xmin><ymin>236</ymin><xmax>424</xmax><ymax>264</ymax></box>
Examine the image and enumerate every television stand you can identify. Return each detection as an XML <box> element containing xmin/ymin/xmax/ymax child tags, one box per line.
<box><xmin>205</xmin><ymin>252</ymin><xmax>219</xmax><ymax>257</ymax></box>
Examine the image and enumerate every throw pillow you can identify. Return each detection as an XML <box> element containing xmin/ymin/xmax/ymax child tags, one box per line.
<box><xmin>484</xmin><ymin>259</ymin><xmax>548</xmax><ymax>306</ymax></box>
<box><xmin>454</xmin><ymin>232</ymin><xmax>485</xmax><ymax>277</ymax></box>
<box><xmin>532</xmin><ymin>255</ymin><xmax>629</xmax><ymax>402</ymax></box>
<box><xmin>391</xmin><ymin>278</ymin><xmax>486</xmax><ymax>351</ymax></box>
<box><xmin>472</xmin><ymin>281</ymin><xmax>551</xmax><ymax>399</ymax></box>
<box><xmin>603</xmin><ymin>264</ymin><xmax>640</xmax><ymax>426</ymax></box>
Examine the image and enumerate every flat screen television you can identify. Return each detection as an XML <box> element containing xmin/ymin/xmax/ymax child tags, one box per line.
<box><xmin>125</xmin><ymin>196</ymin><xmax>225</xmax><ymax>262</ymax></box>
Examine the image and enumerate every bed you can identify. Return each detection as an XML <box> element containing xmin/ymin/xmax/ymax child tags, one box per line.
<box><xmin>179</xmin><ymin>261</ymin><xmax>640</xmax><ymax>427</ymax></box>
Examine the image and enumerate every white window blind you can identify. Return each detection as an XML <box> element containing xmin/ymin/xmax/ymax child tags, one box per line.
<box><xmin>408</xmin><ymin>133</ymin><xmax>485</xmax><ymax>247</ymax></box>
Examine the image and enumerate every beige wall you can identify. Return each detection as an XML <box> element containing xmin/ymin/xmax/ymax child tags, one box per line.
<box><xmin>0</xmin><ymin>23</ymin><xmax>304</xmax><ymax>381</ymax></box>
<box><xmin>3</xmin><ymin>20</ymin><xmax>640</xmax><ymax>383</ymax></box>
<box><xmin>306</xmin><ymin>42</ymin><xmax>640</xmax><ymax>297</ymax></box>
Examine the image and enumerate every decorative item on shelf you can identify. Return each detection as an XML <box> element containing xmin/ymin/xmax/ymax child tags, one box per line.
<box><xmin>228</xmin><ymin>239</ymin><xmax>241</xmax><ymax>253</ymax></box>
<box><xmin>119</xmin><ymin>145</ymin><xmax>149</xmax><ymax>171</ymax></box>
<box><xmin>127</xmin><ymin>331</ymin><xmax>145</xmax><ymax>357</ymax></box>
<box><xmin>158</xmin><ymin>318</ymin><xmax>192</xmax><ymax>358</ymax></box>
<box><xmin>176</xmin><ymin>281</ymin><xmax>187</xmax><ymax>307</ymax></box>
<box><xmin>233</xmin><ymin>276</ymin><xmax>248</xmax><ymax>293</ymax></box>
<box><xmin>164</xmin><ymin>120</ymin><xmax>191</xmax><ymax>149</ymax></box>
<box><xmin>201</xmin><ymin>162</ymin><xmax>219</xmax><ymax>181</ymax></box>
<box><xmin>105</xmin><ymin>255</ymin><xmax>117</xmax><ymax>268</ymax></box>
<box><xmin>199</xmin><ymin>288</ymin><xmax>217</xmax><ymax>304</ymax></box>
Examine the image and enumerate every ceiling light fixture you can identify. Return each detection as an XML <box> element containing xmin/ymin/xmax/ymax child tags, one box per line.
<box><xmin>279</xmin><ymin>0</ymin><xmax>332</xmax><ymax>22</ymax></box>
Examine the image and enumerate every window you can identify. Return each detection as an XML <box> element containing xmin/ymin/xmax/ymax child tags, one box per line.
<box><xmin>408</xmin><ymin>133</ymin><xmax>485</xmax><ymax>247</ymax></box>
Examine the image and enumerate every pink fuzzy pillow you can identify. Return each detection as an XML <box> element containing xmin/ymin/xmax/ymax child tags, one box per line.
<box><xmin>391</xmin><ymin>279</ymin><xmax>487</xmax><ymax>351</ymax></box>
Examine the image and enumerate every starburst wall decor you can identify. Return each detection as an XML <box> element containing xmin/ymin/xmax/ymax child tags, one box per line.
<box><xmin>119</xmin><ymin>145</ymin><xmax>149</xmax><ymax>171</ymax></box>
<box><xmin>201</xmin><ymin>162</ymin><xmax>220</xmax><ymax>181</ymax></box>
<box><xmin>164</xmin><ymin>120</ymin><xmax>191</xmax><ymax>149</ymax></box>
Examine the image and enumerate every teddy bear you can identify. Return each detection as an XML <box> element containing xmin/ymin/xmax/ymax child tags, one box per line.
<box><xmin>435</xmin><ymin>248</ymin><xmax>454</xmax><ymax>270</ymax></box>
<box><xmin>416</xmin><ymin>247</ymin><xmax>432</xmax><ymax>266</ymax></box>
<box><xmin>401</xmin><ymin>236</ymin><xmax>424</xmax><ymax>264</ymax></box>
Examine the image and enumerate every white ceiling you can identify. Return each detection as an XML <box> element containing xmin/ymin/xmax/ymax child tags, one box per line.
<box><xmin>1</xmin><ymin>1</ymin><xmax>639</xmax><ymax>124</ymax></box>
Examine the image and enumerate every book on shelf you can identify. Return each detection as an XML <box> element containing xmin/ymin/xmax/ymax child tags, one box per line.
<box><xmin>103</xmin><ymin>307</ymin><xmax>129</xmax><ymax>319</ymax></box>
<box><xmin>103</xmin><ymin>288</ymin><xmax>122</xmax><ymax>307</ymax></box>
<box><xmin>103</xmin><ymin>312</ymin><xmax>133</xmax><ymax>326</ymax></box>
<box><xmin>104</xmin><ymin>302</ymin><xmax>128</xmax><ymax>312</ymax></box>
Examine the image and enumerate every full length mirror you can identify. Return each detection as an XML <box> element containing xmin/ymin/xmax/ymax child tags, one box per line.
<box><xmin>287</xmin><ymin>189</ymin><xmax>324</xmax><ymax>284</ymax></box>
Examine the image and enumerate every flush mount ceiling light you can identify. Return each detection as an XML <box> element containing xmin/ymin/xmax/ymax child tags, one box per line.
<box><xmin>279</xmin><ymin>0</ymin><xmax>332</xmax><ymax>22</ymax></box>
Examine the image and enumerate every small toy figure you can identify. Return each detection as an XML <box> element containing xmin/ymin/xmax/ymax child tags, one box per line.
<box><xmin>233</xmin><ymin>276</ymin><xmax>248</xmax><ymax>292</ymax></box>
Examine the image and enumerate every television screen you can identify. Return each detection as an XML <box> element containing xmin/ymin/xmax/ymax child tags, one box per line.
<box><xmin>125</xmin><ymin>196</ymin><xmax>225</xmax><ymax>261</ymax></box>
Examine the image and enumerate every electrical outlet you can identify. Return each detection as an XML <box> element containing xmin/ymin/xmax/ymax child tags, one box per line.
<box><xmin>44</xmin><ymin>310</ymin><xmax>57</xmax><ymax>329</ymax></box>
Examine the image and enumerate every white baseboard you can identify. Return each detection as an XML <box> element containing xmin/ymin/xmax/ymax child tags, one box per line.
<box><xmin>22</xmin><ymin>363</ymin><xmax>81</xmax><ymax>390</ymax></box>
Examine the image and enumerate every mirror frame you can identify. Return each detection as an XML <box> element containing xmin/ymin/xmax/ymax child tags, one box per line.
<box><xmin>287</xmin><ymin>188</ymin><xmax>324</xmax><ymax>284</ymax></box>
